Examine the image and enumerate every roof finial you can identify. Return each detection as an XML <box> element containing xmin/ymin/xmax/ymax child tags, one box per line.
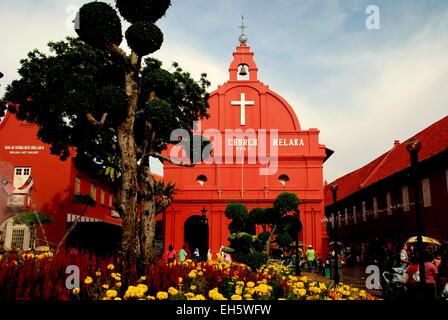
<box><xmin>238</xmin><ymin>15</ymin><xmax>248</xmax><ymax>44</ymax></box>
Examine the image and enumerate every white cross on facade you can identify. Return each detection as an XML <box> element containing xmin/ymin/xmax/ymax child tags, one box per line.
<box><xmin>231</xmin><ymin>93</ymin><xmax>254</xmax><ymax>126</ymax></box>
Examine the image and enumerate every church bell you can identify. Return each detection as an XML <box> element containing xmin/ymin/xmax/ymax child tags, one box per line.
<box><xmin>239</xmin><ymin>65</ymin><xmax>248</xmax><ymax>76</ymax></box>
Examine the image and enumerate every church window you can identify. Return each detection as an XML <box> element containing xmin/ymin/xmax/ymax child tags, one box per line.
<box><xmin>196</xmin><ymin>175</ymin><xmax>208</xmax><ymax>186</ymax></box>
<box><xmin>278</xmin><ymin>174</ymin><xmax>290</xmax><ymax>186</ymax></box>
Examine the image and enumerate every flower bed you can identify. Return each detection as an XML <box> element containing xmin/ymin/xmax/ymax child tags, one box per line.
<box><xmin>0</xmin><ymin>252</ymin><xmax>379</xmax><ymax>300</ymax></box>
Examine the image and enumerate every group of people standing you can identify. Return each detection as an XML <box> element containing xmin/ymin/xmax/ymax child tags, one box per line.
<box><xmin>399</xmin><ymin>243</ymin><xmax>448</xmax><ymax>300</ymax></box>
<box><xmin>165</xmin><ymin>245</ymin><xmax>232</xmax><ymax>263</ymax></box>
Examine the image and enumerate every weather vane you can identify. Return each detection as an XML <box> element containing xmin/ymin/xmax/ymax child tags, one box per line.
<box><xmin>239</xmin><ymin>15</ymin><xmax>247</xmax><ymax>35</ymax></box>
<box><xmin>238</xmin><ymin>15</ymin><xmax>248</xmax><ymax>44</ymax></box>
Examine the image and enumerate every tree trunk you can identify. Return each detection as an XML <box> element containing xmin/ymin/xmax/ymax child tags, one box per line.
<box><xmin>137</xmin><ymin>162</ymin><xmax>156</xmax><ymax>270</ymax></box>
<box><xmin>118</xmin><ymin>66</ymin><xmax>140</xmax><ymax>279</ymax></box>
<box><xmin>265</xmin><ymin>225</ymin><xmax>277</xmax><ymax>256</ymax></box>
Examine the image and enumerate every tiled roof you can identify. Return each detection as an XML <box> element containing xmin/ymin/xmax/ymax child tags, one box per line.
<box><xmin>324</xmin><ymin>116</ymin><xmax>448</xmax><ymax>204</ymax></box>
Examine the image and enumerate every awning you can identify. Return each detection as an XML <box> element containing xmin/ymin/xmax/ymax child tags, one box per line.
<box><xmin>67</xmin><ymin>213</ymin><xmax>122</xmax><ymax>227</ymax></box>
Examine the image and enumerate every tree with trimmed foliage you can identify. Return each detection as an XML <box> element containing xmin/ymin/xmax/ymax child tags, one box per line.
<box><xmin>2</xmin><ymin>0</ymin><xmax>210</xmax><ymax>272</ymax></box>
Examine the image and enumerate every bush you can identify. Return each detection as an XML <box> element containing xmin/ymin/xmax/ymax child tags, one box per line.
<box><xmin>116</xmin><ymin>0</ymin><xmax>171</xmax><ymax>23</ymax></box>
<box><xmin>125</xmin><ymin>22</ymin><xmax>163</xmax><ymax>56</ymax></box>
<box><xmin>76</xmin><ymin>2</ymin><xmax>122</xmax><ymax>48</ymax></box>
<box><xmin>233</xmin><ymin>252</ymin><xmax>268</xmax><ymax>270</ymax></box>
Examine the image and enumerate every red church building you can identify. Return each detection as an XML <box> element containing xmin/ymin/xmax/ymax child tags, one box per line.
<box><xmin>163</xmin><ymin>34</ymin><xmax>331</xmax><ymax>258</ymax></box>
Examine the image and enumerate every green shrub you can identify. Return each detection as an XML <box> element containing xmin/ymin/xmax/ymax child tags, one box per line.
<box><xmin>233</xmin><ymin>252</ymin><xmax>268</xmax><ymax>270</ymax></box>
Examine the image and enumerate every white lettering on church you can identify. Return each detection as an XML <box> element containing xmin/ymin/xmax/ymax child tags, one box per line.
<box><xmin>231</xmin><ymin>93</ymin><xmax>254</xmax><ymax>126</ymax></box>
<box><xmin>4</xmin><ymin>145</ymin><xmax>45</xmax><ymax>155</ymax></box>
<box><xmin>169</xmin><ymin>122</ymin><xmax>279</xmax><ymax>176</ymax></box>
<box><xmin>272</xmin><ymin>138</ymin><xmax>304</xmax><ymax>147</ymax></box>
<box><xmin>228</xmin><ymin>138</ymin><xmax>258</xmax><ymax>147</ymax></box>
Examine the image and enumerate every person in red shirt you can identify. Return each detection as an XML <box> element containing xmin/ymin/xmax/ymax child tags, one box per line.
<box><xmin>406</xmin><ymin>256</ymin><xmax>420</xmax><ymax>299</ymax></box>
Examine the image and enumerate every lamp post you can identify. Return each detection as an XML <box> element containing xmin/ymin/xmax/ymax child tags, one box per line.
<box><xmin>406</xmin><ymin>138</ymin><xmax>426</xmax><ymax>298</ymax></box>
<box><xmin>200</xmin><ymin>207</ymin><xmax>208</xmax><ymax>225</ymax></box>
<box><xmin>330</xmin><ymin>184</ymin><xmax>340</xmax><ymax>284</ymax></box>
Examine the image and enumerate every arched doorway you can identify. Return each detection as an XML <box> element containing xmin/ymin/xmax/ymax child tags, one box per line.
<box><xmin>184</xmin><ymin>215</ymin><xmax>208</xmax><ymax>261</ymax></box>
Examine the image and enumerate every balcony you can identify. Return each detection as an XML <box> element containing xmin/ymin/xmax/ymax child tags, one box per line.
<box><xmin>6</xmin><ymin>193</ymin><xmax>31</xmax><ymax>208</ymax></box>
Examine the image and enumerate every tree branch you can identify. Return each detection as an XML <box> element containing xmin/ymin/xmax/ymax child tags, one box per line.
<box><xmin>148</xmin><ymin>151</ymin><xmax>195</xmax><ymax>167</ymax></box>
<box><xmin>86</xmin><ymin>112</ymin><xmax>108</xmax><ymax>126</ymax></box>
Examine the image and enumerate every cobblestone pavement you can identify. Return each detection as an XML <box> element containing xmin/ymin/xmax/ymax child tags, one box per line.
<box><xmin>301</xmin><ymin>264</ymin><xmax>383</xmax><ymax>297</ymax></box>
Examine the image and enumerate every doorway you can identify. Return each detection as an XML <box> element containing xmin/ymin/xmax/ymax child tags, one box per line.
<box><xmin>184</xmin><ymin>215</ymin><xmax>209</xmax><ymax>261</ymax></box>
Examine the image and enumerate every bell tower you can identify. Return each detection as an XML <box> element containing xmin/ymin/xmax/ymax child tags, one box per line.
<box><xmin>229</xmin><ymin>16</ymin><xmax>259</xmax><ymax>82</ymax></box>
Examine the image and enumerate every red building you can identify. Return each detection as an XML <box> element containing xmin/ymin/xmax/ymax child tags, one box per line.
<box><xmin>324</xmin><ymin>116</ymin><xmax>448</xmax><ymax>249</ymax></box>
<box><xmin>163</xmin><ymin>35</ymin><xmax>331</xmax><ymax>258</ymax></box>
<box><xmin>0</xmin><ymin>112</ymin><xmax>121</xmax><ymax>253</ymax></box>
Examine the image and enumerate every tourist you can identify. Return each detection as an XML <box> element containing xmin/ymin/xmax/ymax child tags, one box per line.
<box><xmin>437</xmin><ymin>251</ymin><xmax>448</xmax><ymax>299</ymax></box>
<box><xmin>193</xmin><ymin>248</ymin><xmax>200</xmax><ymax>261</ymax></box>
<box><xmin>207</xmin><ymin>249</ymin><xmax>212</xmax><ymax>261</ymax></box>
<box><xmin>178</xmin><ymin>245</ymin><xmax>187</xmax><ymax>262</ymax></box>
<box><xmin>400</xmin><ymin>243</ymin><xmax>410</xmax><ymax>269</ymax></box>
<box><xmin>224</xmin><ymin>251</ymin><xmax>232</xmax><ymax>263</ymax></box>
<box><xmin>167</xmin><ymin>245</ymin><xmax>176</xmax><ymax>263</ymax></box>
<box><xmin>423</xmin><ymin>251</ymin><xmax>438</xmax><ymax>300</ymax></box>
<box><xmin>433</xmin><ymin>254</ymin><xmax>442</xmax><ymax>269</ymax></box>
<box><xmin>405</xmin><ymin>256</ymin><xmax>420</xmax><ymax>299</ymax></box>
<box><xmin>306</xmin><ymin>245</ymin><xmax>316</xmax><ymax>272</ymax></box>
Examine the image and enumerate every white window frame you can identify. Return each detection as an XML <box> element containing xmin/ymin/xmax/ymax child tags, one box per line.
<box><xmin>422</xmin><ymin>178</ymin><xmax>431</xmax><ymax>207</ymax></box>
<box><xmin>100</xmin><ymin>188</ymin><xmax>105</xmax><ymax>205</ymax></box>
<box><xmin>90</xmin><ymin>183</ymin><xmax>97</xmax><ymax>201</ymax></box>
<box><xmin>13</xmin><ymin>166</ymin><xmax>31</xmax><ymax>191</ymax></box>
<box><xmin>2</xmin><ymin>219</ymin><xmax>32</xmax><ymax>250</ymax></box>
<box><xmin>75</xmin><ymin>176</ymin><xmax>81</xmax><ymax>194</ymax></box>
<box><xmin>402</xmin><ymin>186</ymin><xmax>410</xmax><ymax>212</ymax></box>
<box><xmin>386</xmin><ymin>192</ymin><xmax>392</xmax><ymax>215</ymax></box>
<box><xmin>373</xmin><ymin>197</ymin><xmax>378</xmax><ymax>218</ymax></box>
<box><xmin>362</xmin><ymin>201</ymin><xmax>367</xmax><ymax>221</ymax></box>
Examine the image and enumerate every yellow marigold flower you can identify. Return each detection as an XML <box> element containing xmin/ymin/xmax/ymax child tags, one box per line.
<box><xmin>72</xmin><ymin>288</ymin><xmax>80</xmax><ymax>295</ymax></box>
<box><xmin>237</xmin><ymin>281</ymin><xmax>245</xmax><ymax>286</ymax></box>
<box><xmin>184</xmin><ymin>292</ymin><xmax>195</xmax><ymax>299</ymax></box>
<box><xmin>190</xmin><ymin>285</ymin><xmax>197</xmax><ymax>291</ymax></box>
<box><xmin>107</xmin><ymin>264</ymin><xmax>115</xmax><ymax>270</ymax></box>
<box><xmin>156</xmin><ymin>291</ymin><xmax>169</xmax><ymax>300</ymax></box>
<box><xmin>95</xmin><ymin>271</ymin><xmax>101</xmax><ymax>277</ymax></box>
<box><xmin>300</xmin><ymin>276</ymin><xmax>308</xmax><ymax>282</ymax></box>
<box><xmin>193</xmin><ymin>294</ymin><xmax>206</xmax><ymax>300</ymax></box>
<box><xmin>278</xmin><ymin>298</ymin><xmax>286</xmax><ymax>300</ymax></box>
<box><xmin>102</xmin><ymin>284</ymin><xmax>109</xmax><ymax>289</ymax></box>
<box><xmin>319</xmin><ymin>283</ymin><xmax>327</xmax><ymax>290</ymax></box>
<box><xmin>244</xmin><ymin>294</ymin><xmax>252</xmax><ymax>300</ymax></box>
<box><xmin>295</xmin><ymin>282</ymin><xmax>304</xmax><ymax>288</ymax></box>
<box><xmin>146</xmin><ymin>296</ymin><xmax>156</xmax><ymax>300</ymax></box>
<box><xmin>168</xmin><ymin>287</ymin><xmax>179</xmax><ymax>296</ymax></box>
<box><xmin>102</xmin><ymin>297</ymin><xmax>111</xmax><ymax>300</ymax></box>
<box><xmin>188</xmin><ymin>271</ymin><xmax>197</xmax><ymax>278</ymax></box>
<box><xmin>231</xmin><ymin>294</ymin><xmax>242</xmax><ymax>300</ymax></box>
<box><xmin>178</xmin><ymin>277</ymin><xmax>183</xmax><ymax>284</ymax></box>
<box><xmin>116</xmin><ymin>282</ymin><xmax>122</xmax><ymax>288</ymax></box>
<box><xmin>235</xmin><ymin>288</ymin><xmax>243</xmax><ymax>295</ymax></box>
<box><xmin>106</xmin><ymin>289</ymin><xmax>118</xmax><ymax>298</ymax></box>
<box><xmin>114</xmin><ymin>297</ymin><xmax>122</xmax><ymax>300</ymax></box>
<box><xmin>198</xmin><ymin>271</ymin><xmax>203</xmax><ymax>276</ymax></box>
<box><xmin>84</xmin><ymin>276</ymin><xmax>93</xmax><ymax>285</ymax></box>
<box><xmin>246</xmin><ymin>281</ymin><xmax>255</xmax><ymax>288</ymax></box>
<box><xmin>140</xmin><ymin>276</ymin><xmax>147</xmax><ymax>281</ymax></box>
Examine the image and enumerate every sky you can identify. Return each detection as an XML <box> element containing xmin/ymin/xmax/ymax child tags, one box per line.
<box><xmin>1</xmin><ymin>0</ymin><xmax>447</xmax><ymax>182</ymax></box>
